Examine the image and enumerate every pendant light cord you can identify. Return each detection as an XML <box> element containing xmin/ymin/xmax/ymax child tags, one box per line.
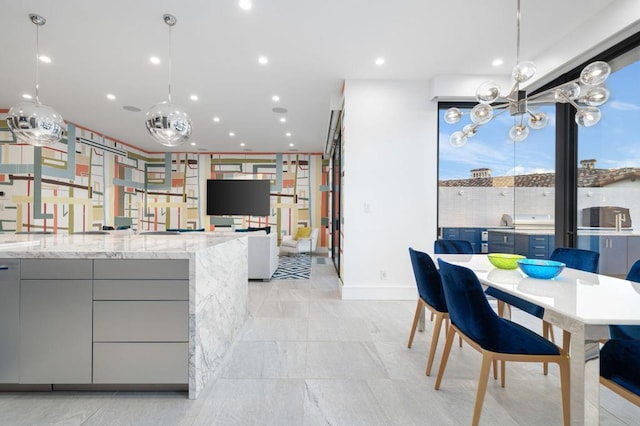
<box><xmin>35</xmin><ymin>21</ymin><xmax>40</xmax><ymax>103</ymax></box>
<box><xmin>516</xmin><ymin>0</ymin><xmax>521</xmax><ymax>66</ymax></box>
<box><xmin>168</xmin><ymin>22</ymin><xmax>173</xmax><ymax>104</ymax></box>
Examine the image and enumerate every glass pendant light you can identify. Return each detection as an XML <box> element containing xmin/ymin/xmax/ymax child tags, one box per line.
<box><xmin>145</xmin><ymin>14</ymin><xmax>192</xmax><ymax>147</ymax></box>
<box><xmin>6</xmin><ymin>14</ymin><xmax>64</xmax><ymax>147</ymax></box>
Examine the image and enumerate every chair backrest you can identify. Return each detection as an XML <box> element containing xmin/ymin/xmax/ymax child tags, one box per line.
<box><xmin>626</xmin><ymin>259</ymin><xmax>640</xmax><ymax>282</ymax></box>
<box><xmin>437</xmin><ymin>259</ymin><xmax>501</xmax><ymax>344</ymax></box>
<box><xmin>310</xmin><ymin>228</ymin><xmax>319</xmax><ymax>251</ymax></box>
<box><xmin>408</xmin><ymin>248</ymin><xmax>447</xmax><ymax>312</ymax></box>
<box><xmin>434</xmin><ymin>239</ymin><xmax>474</xmax><ymax>254</ymax></box>
<box><xmin>550</xmin><ymin>247</ymin><xmax>599</xmax><ymax>273</ymax></box>
<box><xmin>600</xmin><ymin>339</ymin><xmax>640</xmax><ymax>398</ymax></box>
<box><xmin>609</xmin><ymin>259</ymin><xmax>640</xmax><ymax>340</ymax></box>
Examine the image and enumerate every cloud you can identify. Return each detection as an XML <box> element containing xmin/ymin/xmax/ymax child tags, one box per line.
<box><xmin>608</xmin><ymin>100</ymin><xmax>640</xmax><ymax>111</ymax></box>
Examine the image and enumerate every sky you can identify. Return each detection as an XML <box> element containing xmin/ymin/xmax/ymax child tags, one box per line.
<box><xmin>439</xmin><ymin>60</ymin><xmax>640</xmax><ymax>180</ymax></box>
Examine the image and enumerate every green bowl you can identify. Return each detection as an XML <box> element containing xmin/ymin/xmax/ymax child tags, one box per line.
<box><xmin>487</xmin><ymin>253</ymin><xmax>526</xmax><ymax>270</ymax></box>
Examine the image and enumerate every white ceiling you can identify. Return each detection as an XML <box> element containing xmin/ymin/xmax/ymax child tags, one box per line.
<box><xmin>0</xmin><ymin>0</ymin><xmax>620</xmax><ymax>154</ymax></box>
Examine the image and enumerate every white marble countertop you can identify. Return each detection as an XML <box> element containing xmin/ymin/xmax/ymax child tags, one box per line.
<box><xmin>0</xmin><ymin>233</ymin><xmax>244</xmax><ymax>259</ymax></box>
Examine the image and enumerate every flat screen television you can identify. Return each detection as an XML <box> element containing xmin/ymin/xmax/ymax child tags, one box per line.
<box><xmin>206</xmin><ymin>179</ymin><xmax>271</xmax><ymax>217</ymax></box>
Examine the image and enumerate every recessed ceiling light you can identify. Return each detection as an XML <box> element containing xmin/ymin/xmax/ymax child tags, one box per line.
<box><xmin>239</xmin><ymin>0</ymin><xmax>252</xmax><ymax>10</ymax></box>
<box><xmin>258</xmin><ymin>56</ymin><xmax>269</xmax><ymax>65</ymax></box>
<box><xmin>492</xmin><ymin>58</ymin><xmax>504</xmax><ymax>67</ymax></box>
<box><xmin>22</xmin><ymin>93</ymin><xmax>32</xmax><ymax>100</ymax></box>
<box><xmin>229</xmin><ymin>132</ymin><xmax>235</xmax><ymax>137</ymax></box>
<box><xmin>39</xmin><ymin>55</ymin><xmax>51</xmax><ymax>63</ymax></box>
<box><xmin>190</xmin><ymin>94</ymin><xmax>198</xmax><ymax>101</ymax></box>
<box><xmin>122</xmin><ymin>105</ymin><xmax>142</xmax><ymax>112</ymax></box>
<box><xmin>280</xmin><ymin>117</ymin><xmax>286</xmax><ymax>123</ymax></box>
<box><xmin>240</xmin><ymin>142</ymin><xmax>246</xmax><ymax>147</ymax></box>
<box><xmin>289</xmin><ymin>143</ymin><xmax>294</xmax><ymax>147</ymax></box>
<box><xmin>375</xmin><ymin>57</ymin><xmax>385</xmax><ymax>66</ymax></box>
<box><xmin>213</xmin><ymin>116</ymin><xmax>220</xmax><ymax>122</ymax></box>
<box><xmin>106</xmin><ymin>94</ymin><xmax>116</xmax><ymax>100</ymax></box>
<box><xmin>285</xmin><ymin>132</ymin><xmax>292</xmax><ymax>137</ymax></box>
<box><xmin>272</xmin><ymin>95</ymin><xmax>280</xmax><ymax>102</ymax></box>
<box><xmin>190</xmin><ymin>142</ymin><xmax>197</xmax><ymax>146</ymax></box>
<box><xmin>150</xmin><ymin>56</ymin><xmax>161</xmax><ymax>65</ymax></box>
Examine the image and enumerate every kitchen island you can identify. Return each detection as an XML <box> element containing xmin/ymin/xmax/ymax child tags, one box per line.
<box><xmin>0</xmin><ymin>232</ymin><xmax>248</xmax><ymax>399</ymax></box>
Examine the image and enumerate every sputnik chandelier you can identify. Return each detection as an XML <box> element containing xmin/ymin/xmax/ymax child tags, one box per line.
<box><xmin>445</xmin><ymin>0</ymin><xmax>611</xmax><ymax>148</ymax></box>
<box><xmin>6</xmin><ymin>14</ymin><xmax>65</xmax><ymax>147</ymax></box>
<box><xmin>145</xmin><ymin>14</ymin><xmax>192</xmax><ymax>147</ymax></box>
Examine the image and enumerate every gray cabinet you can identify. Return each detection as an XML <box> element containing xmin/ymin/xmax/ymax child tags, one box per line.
<box><xmin>599</xmin><ymin>236</ymin><xmax>628</xmax><ymax>276</ymax></box>
<box><xmin>488</xmin><ymin>230</ymin><xmax>519</xmax><ymax>254</ymax></box>
<box><xmin>19</xmin><ymin>259</ymin><xmax>93</xmax><ymax>384</ymax></box>
<box><xmin>579</xmin><ymin>234</ymin><xmax>631</xmax><ymax>276</ymax></box>
<box><xmin>92</xmin><ymin>259</ymin><xmax>189</xmax><ymax>384</ymax></box>
<box><xmin>0</xmin><ymin>259</ymin><xmax>20</xmax><ymax>383</ymax></box>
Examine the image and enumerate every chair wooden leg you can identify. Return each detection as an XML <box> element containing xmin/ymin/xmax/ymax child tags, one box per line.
<box><xmin>434</xmin><ymin>325</ymin><xmax>456</xmax><ymax>390</ymax></box>
<box><xmin>543</xmin><ymin>322</ymin><xmax>550</xmax><ymax>375</ymax></box>
<box><xmin>562</xmin><ymin>330</ymin><xmax>571</xmax><ymax>355</ymax></box>
<box><xmin>500</xmin><ymin>360</ymin><xmax>506</xmax><ymax>388</ymax></box>
<box><xmin>497</xmin><ymin>300</ymin><xmax>505</xmax><ymax>317</ymax></box>
<box><xmin>492</xmin><ymin>360</ymin><xmax>498</xmax><ymax>380</ymax></box>
<box><xmin>408</xmin><ymin>299</ymin><xmax>423</xmax><ymax>348</ymax></box>
<box><xmin>430</xmin><ymin>312</ymin><xmax>434</xmax><ymax>322</ymax></box>
<box><xmin>558</xmin><ymin>357</ymin><xmax>571</xmax><ymax>426</ymax></box>
<box><xmin>426</xmin><ymin>312</ymin><xmax>445</xmax><ymax>376</ymax></box>
<box><xmin>472</xmin><ymin>353</ymin><xmax>494</xmax><ymax>426</ymax></box>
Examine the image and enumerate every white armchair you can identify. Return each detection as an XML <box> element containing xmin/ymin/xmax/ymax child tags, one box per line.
<box><xmin>279</xmin><ymin>228</ymin><xmax>319</xmax><ymax>256</ymax></box>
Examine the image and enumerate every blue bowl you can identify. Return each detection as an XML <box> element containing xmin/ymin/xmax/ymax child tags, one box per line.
<box><xmin>517</xmin><ymin>259</ymin><xmax>565</xmax><ymax>279</ymax></box>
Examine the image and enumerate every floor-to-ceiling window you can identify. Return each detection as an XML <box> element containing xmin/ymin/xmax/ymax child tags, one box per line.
<box><xmin>576</xmin><ymin>47</ymin><xmax>640</xmax><ymax>276</ymax></box>
<box><xmin>438</xmin><ymin>103</ymin><xmax>556</xmax><ymax>257</ymax></box>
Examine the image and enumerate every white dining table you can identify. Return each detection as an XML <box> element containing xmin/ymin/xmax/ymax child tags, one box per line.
<box><xmin>435</xmin><ymin>254</ymin><xmax>640</xmax><ymax>426</ymax></box>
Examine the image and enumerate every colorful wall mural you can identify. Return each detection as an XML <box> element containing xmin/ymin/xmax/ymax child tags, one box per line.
<box><xmin>0</xmin><ymin>111</ymin><xmax>328</xmax><ymax>248</ymax></box>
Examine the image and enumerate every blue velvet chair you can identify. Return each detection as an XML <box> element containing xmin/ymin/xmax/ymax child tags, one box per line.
<box><xmin>550</xmin><ymin>247</ymin><xmax>600</xmax><ymax>273</ymax></box>
<box><xmin>434</xmin><ymin>239</ymin><xmax>474</xmax><ymax>254</ymax></box>
<box><xmin>435</xmin><ymin>260</ymin><xmax>570</xmax><ymax>426</ymax></box>
<box><xmin>600</xmin><ymin>339</ymin><xmax>640</xmax><ymax>406</ymax></box>
<box><xmin>609</xmin><ymin>259</ymin><xmax>640</xmax><ymax>340</ymax></box>
<box><xmin>408</xmin><ymin>248</ymin><xmax>449</xmax><ymax>375</ymax></box>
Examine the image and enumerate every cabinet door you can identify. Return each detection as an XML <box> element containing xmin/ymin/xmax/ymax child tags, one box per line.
<box><xmin>20</xmin><ymin>279</ymin><xmax>92</xmax><ymax>383</ymax></box>
<box><xmin>488</xmin><ymin>231</ymin><xmax>515</xmax><ymax>253</ymax></box>
<box><xmin>0</xmin><ymin>259</ymin><xmax>20</xmax><ymax>383</ymax></box>
<box><xmin>627</xmin><ymin>237</ymin><xmax>640</xmax><ymax>270</ymax></box>
<box><xmin>603</xmin><ymin>236</ymin><xmax>628</xmax><ymax>276</ymax></box>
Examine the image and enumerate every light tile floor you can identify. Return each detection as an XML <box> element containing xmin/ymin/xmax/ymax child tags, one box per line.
<box><xmin>1</xmin><ymin>255</ymin><xmax>639</xmax><ymax>425</ymax></box>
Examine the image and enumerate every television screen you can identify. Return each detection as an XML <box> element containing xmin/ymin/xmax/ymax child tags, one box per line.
<box><xmin>206</xmin><ymin>179</ymin><xmax>271</xmax><ymax>216</ymax></box>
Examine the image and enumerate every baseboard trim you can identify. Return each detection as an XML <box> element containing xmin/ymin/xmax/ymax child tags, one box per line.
<box><xmin>341</xmin><ymin>284</ymin><xmax>416</xmax><ymax>300</ymax></box>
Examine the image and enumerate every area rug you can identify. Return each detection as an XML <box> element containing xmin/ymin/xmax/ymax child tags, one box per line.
<box><xmin>272</xmin><ymin>255</ymin><xmax>312</xmax><ymax>280</ymax></box>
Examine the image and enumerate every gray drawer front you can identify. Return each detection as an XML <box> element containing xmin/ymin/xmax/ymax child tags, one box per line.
<box><xmin>93</xmin><ymin>280</ymin><xmax>188</xmax><ymax>300</ymax></box>
<box><xmin>93</xmin><ymin>259</ymin><xmax>189</xmax><ymax>280</ymax></box>
<box><xmin>93</xmin><ymin>301</ymin><xmax>188</xmax><ymax>342</ymax></box>
<box><xmin>21</xmin><ymin>259</ymin><xmax>93</xmax><ymax>280</ymax></box>
<box><xmin>93</xmin><ymin>342</ymin><xmax>187</xmax><ymax>384</ymax></box>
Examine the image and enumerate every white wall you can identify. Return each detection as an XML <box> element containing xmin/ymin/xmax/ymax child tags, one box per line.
<box><xmin>341</xmin><ymin>80</ymin><xmax>437</xmax><ymax>300</ymax></box>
